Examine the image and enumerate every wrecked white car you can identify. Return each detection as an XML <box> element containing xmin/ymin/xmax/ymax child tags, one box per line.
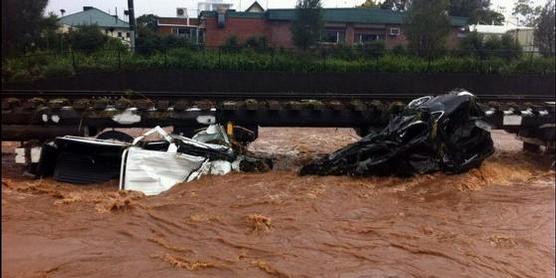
<box><xmin>31</xmin><ymin>124</ymin><xmax>271</xmax><ymax>195</ymax></box>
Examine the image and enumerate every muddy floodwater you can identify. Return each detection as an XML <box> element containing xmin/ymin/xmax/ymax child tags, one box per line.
<box><xmin>2</xmin><ymin>128</ymin><xmax>555</xmax><ymax>277</ymax></box>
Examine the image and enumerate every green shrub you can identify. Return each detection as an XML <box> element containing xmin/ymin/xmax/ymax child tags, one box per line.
<box><xmin>391</xmin><ymin>45</ymin><xmax>407</xmax><ymax>56</ymax></box>
<box><xmin>43</xmin><ymin>62</ymin><xmax>74</xmax><ymax>78</ymax></box>
<box><xmin>243</xmin><ymin>36</ymin><xmax>269</xmax><ymax>52</ymax></box>
<box><xmin>461</xmin><ymin>32</ymin><xmax>522</xmax><ymax>60</ymax></box>
<box><xmin>511</xmin><ymin>56</ymin><xmax>556</xmax><ymax>73</ymax></box>
<box><xmin>3</xmin><ymin>46</ymin><xmax>554</xmax><ymax>83</ymax></box>
<box><xmin>460</xmin><ymin>31</ymin><xmax>484</xmax><ymax>57</ymax></box>
<box><xmin>499</xmin><ymin>34</ymin><xmax>522</xmax><ymax>59</ymax></box>
<box><xmin>360</xmin><ymin>41</ymin><xmax>386</xmax><ymax>58</ymax></box>
<box><xmin>220</xmin><ymin>36</ymin><xmax>241</xmax><ymax>53</ymax></box>
<box><xmin>136</xmin><ymin>34</ymin><xmax>162</xmax><ymax>55</ymax></box>
<box><xmin>68</xmin><ymin>24</ymin><xmax>108</xmax><ymax>53</ymax></box>
<box><xmin>104</xmin><ymin>37</ymin><xmax>128</xmax><ymax>51</ymax></box>
<box><xmin>328</xmin><ymin>44</ymin><xmax>357</xmax><ymax>60</ymax></box>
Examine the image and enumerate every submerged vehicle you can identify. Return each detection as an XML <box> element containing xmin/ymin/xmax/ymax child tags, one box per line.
<box><xmin>300</xmin><ymin>92</ymin><xmax>495</xmax><ymax>176</ymax></box>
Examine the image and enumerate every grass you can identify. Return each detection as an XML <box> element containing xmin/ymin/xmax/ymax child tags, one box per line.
<box><xmin>2</xmin><ymin>47</ymin><xmax>554</xmax><ymax>83</ymax></box>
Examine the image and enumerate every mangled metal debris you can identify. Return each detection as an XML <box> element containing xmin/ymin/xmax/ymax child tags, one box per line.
<box><xmin>300</xmin><ymin>91</ymin><xmax>495</xmax><ymax>177</ymax></box>
<box><xmin>35</xmin><ymin>136</ymin><xmax>130</xmax><ymax>184</ymax></box>
<box><xmin>33</xmin><ymin>124</ymin><xmax>272</xmax><ymax>195</ymax></box>
<box><xmin>120</xmin><ymin>126</ymin><xmax>236</xmax><ymax>195</ymax></box>
<box><xmin>23</xmin><ymin>91</ymin><xmax>496</xmax><ymax>193</ymax></box>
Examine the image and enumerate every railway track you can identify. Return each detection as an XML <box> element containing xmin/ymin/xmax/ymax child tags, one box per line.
<box><xmin>2</xmin><ymin>90</ymin><xmax>555</xmax><ymax>150</ymax></box>
<box><xmin>1</xmin><ymin>89</ymin><xmax>554</xmax><ymax>101</ymax></box>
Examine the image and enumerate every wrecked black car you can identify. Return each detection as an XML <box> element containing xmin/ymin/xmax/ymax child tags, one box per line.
<box><xmin>300</xmin><ymin>91</ymin><xmax>495</xmax><ymax>177</ymax></box>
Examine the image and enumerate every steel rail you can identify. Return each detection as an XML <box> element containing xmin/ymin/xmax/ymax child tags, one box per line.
<box><xmin>1</xmin><ymin>89</ymin><xmax>555</xmax><ymax>102</ymax></box>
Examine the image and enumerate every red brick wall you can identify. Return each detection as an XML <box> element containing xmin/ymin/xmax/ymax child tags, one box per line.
<box><xmin>384</xmin><ymin>26</ymin><xmax>463</xmax><ymax>49</ymax></box>
<box><xmin>345</xmin><ymin>23</ymin><xmax>355</xmax><ymax>45</ymax></box>
<box><xmin>383</xmin><ymin>24</ymin><xmax>406</xmax><ymax>48</ymax></box>
<box><xmin>158</xmin><ymin>18</ymin><xmax>199</xmax><ymax>25</ymax></box>
<box><xmin>202</xmin><ymin>16</ymin><xmax>464</xmax><ymax>49</ymax></box>
<box><xmin>157</xmin><ymin>18</ymin><xmax>200</xmax><ymax>35</ymax></box>
<box><xmin>266</xmin><ymin>21</ymin><xmax>294</xmax><ymax>48</ymax></box>
<box><xmin>203</xmin><ymin>16</ymin><xmax>268</xmax><ymax>48</ymax></box>
<box><xmin>159</xmin><ymin>26</ymin><xmax>173</xmax><ymax>34</ymax></box>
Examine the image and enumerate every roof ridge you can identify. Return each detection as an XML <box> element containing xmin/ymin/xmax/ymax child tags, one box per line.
<box><xmin>266</xmin><ymin>7</ymin><xmax>398</xmax><ymax>11</ymax></box>
<box><xmin>58</xmin><ymin>7</ymin><xmax>129</xmax><ymax>24</ymax></box>
<box><xmin>92</xmin><ymin>7</ymin><xmax>129</xmax><ymax>24</ymax></box>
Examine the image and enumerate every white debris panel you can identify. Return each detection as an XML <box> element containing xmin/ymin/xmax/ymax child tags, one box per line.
<box><xmin>119</xmin><ymin>125</ymin><xmax>238</xmax><ymax>196</ymax></box>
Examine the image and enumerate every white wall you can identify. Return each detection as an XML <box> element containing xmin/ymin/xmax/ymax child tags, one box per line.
<box><xmin>58</xmin><ymin>24</ymin><xmax>131</xmax><ymax>46</ymax></box>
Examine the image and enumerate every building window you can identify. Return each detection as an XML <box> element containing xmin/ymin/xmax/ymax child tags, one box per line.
<box><xmin>389</xmin><ymin>28</ymin><xmax>401</xmax><ymax>36</ymax></box>
<box><xmin>198</xmin><ymin>29</ymin><xmax>205</xmax><ymax>44</ymax></box>
<box><xmin>356</xmin><ymin>33</ymin><xmax>385</xmax><ymax>43</ymax></box>
<box><xmin>178</xmin><ymin>28</ymin><xmax>188</xmax><ymax>37</ymax></box>
<box><xmin>171</xmin><ymin>28</ymin><xmax>194</xmax><ymax>39</ymax></box>
<box><xmin>126</xmin><ymin>32</ymin><xmax>130</xmax><ymax>38</ymax></box>
<box><xmin>117</xmin><ymin>32</ymin><xmax>122</xmax><ymax>37</ymax></box>
<box><xmin>321</xmin><ymin>29</ymin><xmax>345</xmax><ymax>44</ymax></box>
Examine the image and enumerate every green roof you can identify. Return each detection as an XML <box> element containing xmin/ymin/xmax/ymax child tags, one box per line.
<box><xmin>227</xmin><ymin>11</ymin><xmax>267</xmax><ymax>19</ymax></box>
<box><xmin>202</xmin><ymin>8</ymin><xmax>469</xmax><ymax>27</ymax></box>
<box><xmin>201</xmin><ymin>10</ymin><xmax>266</xmax><ymax>19</ymax></box>
<box><xmin>59</xmin><ymin>7</ymin><xmax>129</xmax><ymax>29</ymax></box>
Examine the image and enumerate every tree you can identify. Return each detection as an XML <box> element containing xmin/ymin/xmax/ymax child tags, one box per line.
<box><xmin>357</xmin><ymin>0</ymin><xmax>380</xmax><ymax>8</ymax></box>
<box><xmin>380</xmin><ymin>0</ymin><xmax>410</xmax><ymax>11</ymax></box>
<box><xmin>135</xmin><ymin>14</ymin><xmax>161</xmax><ymax>54</ymax></box>
<box><xmin>38</xmin><ymin>12</ymin><xmax>61</xmax><ymax>50</ymax></box>
<box><xmin>2</xmin><ymin>0</ymin><xmax>49</xmax><ymax>56</ymax></box>
<box><xmin>136</xmin><ymin>14</ymin><xmax>158</xmax><ymax>35</ymax></box>
<box><xmin>513</xmin><ymin>0</ymin><xmax>542</xmax><ymax>26</ymax></box>
<box><xmin>135</xmin><ymin>14</ymin><xmax>194</xmax><ymax>55</ymax></box>
<box><xmin>471</xmin><ymin>9</ymin><xmax>505</xmax><ymax>25</ymax></box>
<box><xmin>404</xmin><ymin>0</ymin><xmax>451</xmax><ymax>57</ymax></box>
<box><xmin>449</xmin><ymin>0</ymin><xmax>489</xmax><ymax>17</ymax></box>
<box><xmin>460</xmin><ymin>31</ymin><xmax>484</xmax><ymax>56</ymax></box>
<box><xmin>449</xmin><ymin>0</ymin><xmax>504</xmax><ymax>25</ymax></box>
<box><xmin>291</xmin><ymin>0</ymin><xmax>324</xmax><ymax>50</ymax></box>
<box><xmin>460</xmin><ymin>31</ymin><xmax>521</xmax><ymax>59</ymax></box>
<box><xmin>534</xmin><ymin>0</ymin><xmax>555</xmax><ymax>56</ymax></box>
<box><xmin>67</xmin><ymin>25</ymin><xmax>108</xmax><ymax>53</ymax></box>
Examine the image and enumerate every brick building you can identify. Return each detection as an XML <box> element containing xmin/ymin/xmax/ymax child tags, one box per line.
<box><xmin>157</xmin><ymin>17</ymin><xmax>203</xmax><ymax>43</ymax></box>
<box><xmin>200</xmin><ymin>8</ymin><xmax>469</xmax><ymax>49</ymax></box>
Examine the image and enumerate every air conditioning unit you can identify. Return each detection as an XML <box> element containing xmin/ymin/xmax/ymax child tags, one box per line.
<box><xmin>389</xmin><ymin>27</ymin><xmax>400</xmax><ymax>36</ymax></box>
<box><xmin>176</xmin><ymin>8</ymin><xmax>187</xmax><ymax>18</ymax></box>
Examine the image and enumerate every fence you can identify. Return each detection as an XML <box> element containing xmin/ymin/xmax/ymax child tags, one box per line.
<box><xmin>6</xmin><ymin>44</ymin><xmax>555</xmax><ymax>79</ymax></box>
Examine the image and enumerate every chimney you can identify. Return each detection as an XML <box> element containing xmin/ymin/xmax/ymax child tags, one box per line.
<box><xmin>83</xmin><ymin>6</ymin><xmax>93</xmax><ymax>11</ymax></box>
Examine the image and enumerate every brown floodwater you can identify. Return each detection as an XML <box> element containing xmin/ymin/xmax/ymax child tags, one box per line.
<box><xmin>2</xmin><ymin>128</ymin><xmax>555</xmax><ymax>277</ymax></box>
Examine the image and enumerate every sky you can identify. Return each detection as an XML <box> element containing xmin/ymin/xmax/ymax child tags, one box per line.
<box><xmin>44</xmin><ymin>0</ymin><xmax>547</xmax><ymax>23</ymax></box>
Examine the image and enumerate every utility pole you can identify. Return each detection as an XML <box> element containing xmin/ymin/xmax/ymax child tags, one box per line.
<box><xmin>127</xmin><ymin>0</ymin><xmax>136</xmax><ymax>52</ymax></box>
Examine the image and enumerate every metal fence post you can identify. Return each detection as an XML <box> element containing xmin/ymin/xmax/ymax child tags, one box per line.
<box><xmin>26</xmin><ymin>55</ymin><xmax>31</xmax><ymax>73</ymax></box>
<box><xmin>323</xmin><ymin>50</ymin><xmax>327</xmax><ymax>71</ymax></box>
<box><xmin>164</xmin><ymin>48</ymin><xmax>167</xmax><ymax>67</ymax></box>
<box><xmin>529</xmin><ymin>51</ymin><xmax>534</xmax><ymax>73</ymax></box>
<box><xmin>478</xmin><ymin>51</ymin><xmax>484</xmax><ymax>73</ymax></box>
<box><xmin>71</xmin><ymin>49</ymin><xmax>77</xmax><ymax>73</ymax></box>
<box><xmin>218</xmin><ymin>48</ymin><xmax>222</xmax><ymax>68</ymax></box>
<box><xmin>117</xmin><ymin>48</ymin><xmax>121</xmax><ymax>70</ymax></box>
<box><xmin>270</xmin><ymin>48</ymin><xmax>274</xmax><ymax>68</ymax></box>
